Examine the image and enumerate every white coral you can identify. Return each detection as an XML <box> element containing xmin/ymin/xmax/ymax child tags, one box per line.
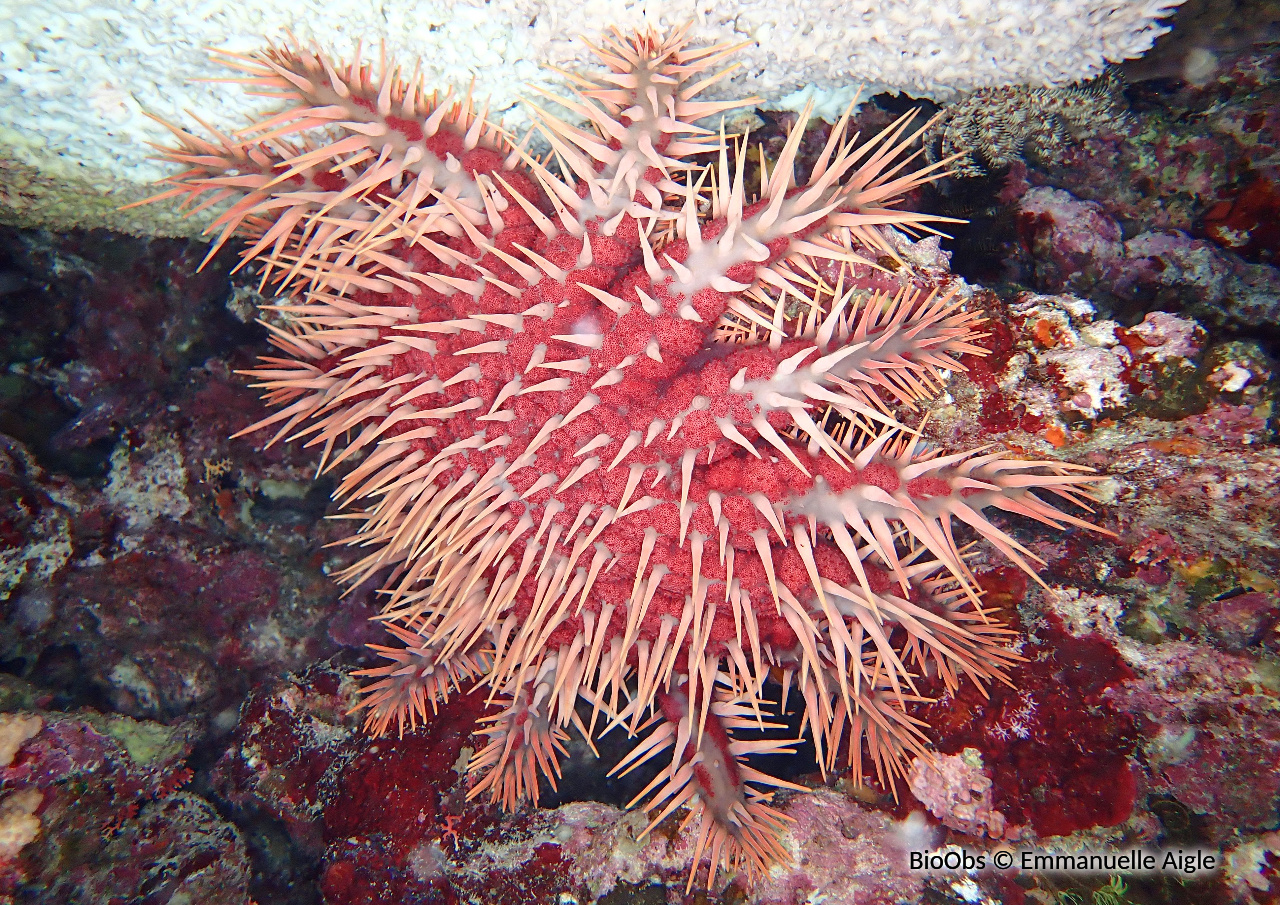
<box><xmin>0</xmin><ymin>0</ymin><xmax>1184</xmax><ymax>234</ymax></box>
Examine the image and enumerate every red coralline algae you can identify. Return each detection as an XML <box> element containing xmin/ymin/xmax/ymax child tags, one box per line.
<box><xmin>1201</xmin><ymin>176</ymin><xmax>1280</xmax><ymax>265</ymax></box>
<box><xmin>140</xmin><ymin>26</ymin><xmax>1111</xmax><ymax>886</ymax></box>
<box><xmin>1110</xmin><ymin>642</ymin><xmax>1280</xmax><ymax>844</ymax></box>
<box><xmin>920</xmin><ymin>589</ymin><xmax>1139</xmax><ymax>839</ymax></box>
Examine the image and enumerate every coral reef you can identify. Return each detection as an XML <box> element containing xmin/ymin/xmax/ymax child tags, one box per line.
<box><xmin>213</xmin><ymin>663</ymin><xmax>932</xmax><ymax>904</ymax></box>
<box><xmin>0</xmin><ymin>702</ymin><xmax>252</xmax><ymax>903</ymax></box>
<box><xmin>1017</xmin><ymin>186</ymin><xmax>1280</xmax><ymax>327</ymax></box>
<box><xmin>0</xmin><ymin>217</ymin><xmax>1275</xmax><ymax>902</ymax></box>
<box><xmin>0</xmin><ymin>12</ymin><xmax>1277</xmax><ymax>905</ymax></box>
<box><xmin>0</xmin><ymin>419</ymin><xmax>345</xmax><ymax>722</ymax></box>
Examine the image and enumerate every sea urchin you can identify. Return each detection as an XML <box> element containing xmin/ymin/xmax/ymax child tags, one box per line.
<box><xmin>137</xmin><ymin>25</ymin><xmax>1108</xmax><ymax>888</ymax></box>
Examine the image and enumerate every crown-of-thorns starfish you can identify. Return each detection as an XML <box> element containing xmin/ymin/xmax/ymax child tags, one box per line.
<box><xmin>135</xmin><ymin>24</ymin><xmax>1110</xmax><ymax>890</ymax></box>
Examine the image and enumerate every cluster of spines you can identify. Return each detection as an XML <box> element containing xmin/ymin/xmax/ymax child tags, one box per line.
<box><xmin>139</xmin><ymin>26</ymin><xmax>1111</xmax><ymax>891</ymax></box>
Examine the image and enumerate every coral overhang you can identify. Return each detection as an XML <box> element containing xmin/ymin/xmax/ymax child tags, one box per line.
<box><xmin>138</xmin><ymin>26</ymin><xmax>1109</xmax><ymax>888</ymax></box>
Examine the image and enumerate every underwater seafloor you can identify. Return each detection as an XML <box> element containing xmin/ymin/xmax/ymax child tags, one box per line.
<box><xmin>1</xmin><ymin>5</ymin><xmax>1279</xmax><ymax>905</ymax></box>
